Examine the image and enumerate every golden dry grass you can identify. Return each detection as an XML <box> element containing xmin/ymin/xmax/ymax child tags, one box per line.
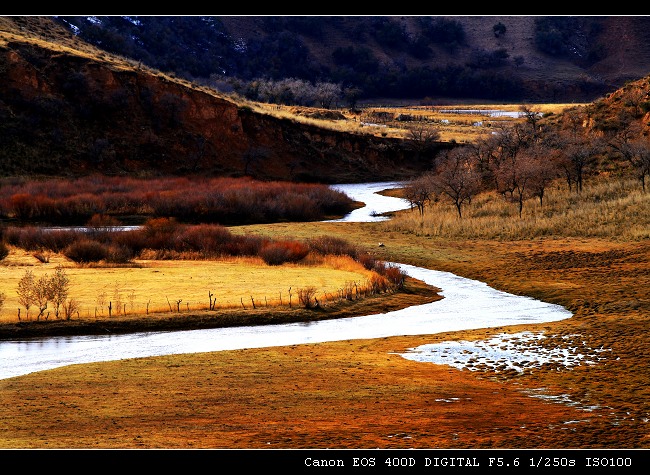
<box><xmin>386</xmin><ymin>176</ymin><xmax>650</xmax><ymax>242</ymax></box>
<box><xmin>0</xmin><ymin>249</ymin><xmax>376</xmax><ymax>322</ymax></box>
<box><xmin>0</xmin><ymin>108</ymin><xmax>647</xmax><ymax>449</ymax></box>
<box><xmin>249</xmin><ymin>102</ymin><xmax>590</xmax><ymax>146</ymax></box>
<box><xmin>0</xmin><ymin>226</ymin><xmax>647</xmax><ymax>449</ymax></box>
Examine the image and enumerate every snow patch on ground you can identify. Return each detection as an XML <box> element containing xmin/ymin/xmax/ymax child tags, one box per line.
<box><xmin>399</xmin><ymin>331</ymin><xmax>610</xmax><ymax>373</ymax></box>
<box><xmin>399</xmin><ymin>331</ymin><xmax>612</xmax><ymax>411</ymax></box>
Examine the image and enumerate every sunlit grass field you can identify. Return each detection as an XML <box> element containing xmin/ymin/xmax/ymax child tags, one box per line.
<box><xmin>1</xmin><ymin>102</ymin><xmax>648</xmax><ymax>449</ymax></box>
<box><xmin>0</xmin><ymin>250</ymin><xmax>376</xmax><ymax>322</ymax></box>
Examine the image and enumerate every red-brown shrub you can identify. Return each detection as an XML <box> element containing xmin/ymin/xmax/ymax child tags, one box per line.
<box><xmin>0</xmin><ymin>175</ymin><xmax>356</xmax><ymax>225</ymax></box>
<box><xmin>381</xmin><ymin>264</ymin><xmax>407</xmax><ymax>289</ymax></box>
<box><xmin>4</xmin><ymin>226</ymin><xmax>81</xmax><ymax>252</ymax></box>
<box><xmin>173</xmin><ymin>223</ymin><xmax>233</xmax><ymax>255</ymax></box>
<box><xmin>104</xmin><ymin>244</ymin><xmax>134</xmax><ymax>263</ymax></box>
<box><xmin>356</xmin><ymin>252</ymin><xmax>377</xmax><ymax>270</ymax></box>
<box><xmin>259</xmin><ymin>240</ymin><xmax>309</xmax><ymax>265</ymax></box>
<box><xmin>63</xmin><ymin>239</ymin><xmax>109</xmax><ymax>263</ymax></box>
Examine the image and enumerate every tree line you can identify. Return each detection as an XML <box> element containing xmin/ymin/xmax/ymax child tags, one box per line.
<box><xmin>403</xmin><ymin>104</ymin><xmax>650</xmax><ymax>219</ymax></box>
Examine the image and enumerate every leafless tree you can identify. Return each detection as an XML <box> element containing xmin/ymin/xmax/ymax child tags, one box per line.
<box><xmin>615</xmin><ymin>138</ymin><xmax>650</xmax><ymax>192</ymax></box>
<box><xmin>16</xmin><ymin>270</ymin><xmax>35</xmax><ymax>320</ymax></box>
<box><xmin>314</xmin><ymin>81</ymin><xmax>342</xmax><ymax>109</ymax></box>
<box><xmin>620</xmin><ymin>86</ymin><xmax>649</xmax><ymax>117</ymax></box>
<box><xmin>429</xmin><ymin>147</ymin><xmax>482</xmax><ymax>218</ymax></box>
<box><xmin>518</xmin><ymin>104</ymin><xmax>543</xmax><ymax>139</ymax></box>
<box><xmin>474</xmin><ymin>122</ymin><xmax>535</xmax><ymax>193</ymax></box>
<box><xmin>496</xmin><ymin>145</ymin><xmax>558</xmax><ymax>217</ymax></box>
<box><xmin>405</xmin><ymin>125</ymin><xmax>441</xmax><ymax>161</ymax></box>
<box><xmin>403</xmin><ymin>173</ymin><xmax>435</xmax><ymax>216</ymax></box>
<box><xmin>63</xmin><ymin>298</ymin><xmax>80</xmax><ymax>321</ymax></box>
<box><xmin>49</xmin><ymin>265</ymin><xmax>70</xmax><ymax>319</ymax></box>
<box><xmin>33</xmin><ymin>274</ymin><xmax>52</xmax><ymax>320</ymax></box>
<box><xmin>527</xmin><ymin>145</ymin><xmax>561</xmax><ymax>206</ymax></box>
<box><xmin>553</xmin><ymin>133</ymin><xmax>602</xmax><ymax>193</ymax></box>
<box><xmin>609</xmin><ymin>123</ymin><xmax>650</xmax><ymax>192</ymax></box>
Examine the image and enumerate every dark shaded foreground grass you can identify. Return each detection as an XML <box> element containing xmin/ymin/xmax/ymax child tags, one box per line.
<box><xmin>0</xmin><ymin>220</ymin><xmax>648</xmax><ymax>449</ymax></box>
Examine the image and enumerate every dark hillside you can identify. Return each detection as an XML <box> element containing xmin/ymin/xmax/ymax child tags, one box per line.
<box><xmin>0</xmin><ymin>24</ymin><xmax>444</xmax><ymax>182</ymax></box>
<box><xmin>47</xmin><ymin>15</ymin><xmax>650</xmax><ymax>103</ymax></box>
<box><xmin>1</xmin><ymin>15</ymin><xmax>649</xmax><ymax>183</ymax></box>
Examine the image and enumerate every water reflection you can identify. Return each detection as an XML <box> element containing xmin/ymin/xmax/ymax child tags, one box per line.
<box><xmin>327</xmin><ymin>181</ymin><xmax>409</xmax><ymax>222</ymax></box>
<box><xmin>0</xmin><ymin>182</ymin><xmax>573</xmax><ymax>380</ymax></box>
<box><xmin>0</xmin><ymin>263</ymin><xmax>572</xmax><ymax>380</ymax></box>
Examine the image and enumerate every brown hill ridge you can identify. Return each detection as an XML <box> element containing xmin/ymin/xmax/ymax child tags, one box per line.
<box><xmin>0</xmin><ymin>28</ymin><xmax>442</xmax><ymax>183</ymax></box>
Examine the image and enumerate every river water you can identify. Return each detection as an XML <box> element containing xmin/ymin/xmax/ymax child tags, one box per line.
<box><xmin>0</xmin><ymin>182</ymin><xmax>573</xmax><ymax>379</ymax></box>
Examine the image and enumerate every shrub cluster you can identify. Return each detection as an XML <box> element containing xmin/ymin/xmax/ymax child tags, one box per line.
<box><xmin>4</xmin><ymin>218</ymin><xmax>410</xmax><ymax>289</ymax></box>
<box><xmin>4</xmin><ymin>219</ymin><xmax>383</xmax><ymax>269</ymax></box>
<box><xmin>0</xmin><ymin>175</ymin><xmax>355</xmax><ymax>225</ymax></box>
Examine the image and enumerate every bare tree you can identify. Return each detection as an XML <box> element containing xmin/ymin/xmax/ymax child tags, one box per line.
<box><xmin>16</xmin><ymin>270</ymin><xmax>35</xmax><ymax>320</ymax></box>
<box><xmin>49</xmin><ymin>265</ymin><xmax>70</xmax><ymax>319</ymax></box>
<box><xmin>405</xmin><ymin>125</ymin><xmax>441</xmax><ymax>161</ymax></box>
<box><xmin>609</xmin><ymin>123</ymin><xmax>650</xmax><ymax>192</ymax></box>
<box><xmin>527</xmin><ymin>146</ymin><xmax>561</xmax><ymax>206</ymax></box>
<box><xmin>314</xmin><ymin>81</ymin><xmax>342</xmax><ymax>109</ymax></box>
<box><xmin>476</xmin><ymin>122</ymin><xmax>536</xmax><ymax>194</ymax></box>
<box><xmin>403</xmin><ymin>173</ymin><xmax>435</xmax><ymax>216</ymax></box>
<box><xmin>33</xmin><ymin>274</ymin><xmax>52</xmax><ymax>320</ymax></box>
<box><xmin>496</xmin><ymin>146</ymin><xmax>558</xmax><ymax>217</ymax></box>
<box><xmin>63</xmin><ymin>298</ymin><xmax>80</xmax><ymax>321</ymax></box>
<box><xmin>430</xmin><ymin>147</ymin><xmax>482</xmax><ymax>218</ymax></box>
<box><xmin>556</xmin><ymin>105</ymin><xmax>588</xmax><ymax>140</ymax></box>
<box><xmin>620</xmin><ymin>86</ymin><xmax>649</xmax><ymax>117</ymax></box>
<box><xmin>554</xmin><ymin>134</ymin><xmax>601</xmax><ymax>193</ymax></box>
<box><xmin>518</xmin><ymin>104</ymin><xmax>543</xmax><ymax>140</ymax></box>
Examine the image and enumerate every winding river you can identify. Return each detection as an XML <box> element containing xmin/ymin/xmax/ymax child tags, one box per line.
<box><xmin>0</xmin><ymin>182</ymin><xmax>572</xmax><ymax>380</ymax></box>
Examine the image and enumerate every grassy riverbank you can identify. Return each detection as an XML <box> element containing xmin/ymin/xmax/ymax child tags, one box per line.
<box><xmin>0</xmin><ymin>173</ymin><xmax>648</xmax><ymax>449</ymax></box>
<box><xmin>0</xmin><ymin>213</ymin><xmax>648</xmax><ymax>448</ymax></box>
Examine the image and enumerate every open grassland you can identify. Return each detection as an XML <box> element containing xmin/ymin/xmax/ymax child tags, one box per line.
<box><xmin>0</xmin><ymin>250</ymin><xmax>379</xmax><ymax>323</ymax></box>
<box><xmin>0</xmin><ymin>220</ymin><xmax>647</xmax><ymax>448</ymax></box>
<box><xmin>0</xmin><ymin>174</ymin><xmax>648</xmax><ymax>448</ymax></box>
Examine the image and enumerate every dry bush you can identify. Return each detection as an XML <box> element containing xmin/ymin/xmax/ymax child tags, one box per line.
<box><xmin>381</xmin><ymin>264</ymin><xmax>407</xmax><ymax>289</ymax></box>
<box><xmin>297</xmin><ymin>286</ymin><xmax>318</xmax><ymax>308</ymax></box>
<box><xmin>32</xmin><ymin>250</ymin><xmax>51</xmax><ymax>263</ymax></box>
<box><xmin>307</xmin><ymin>235</ymin><xmax>359</xmax><ymax>258</ymax></box>
<box><xmin>355</xmin><ymin>251</ymin><xmax>378</xmax><ymax>270</ymax></box>
<box><xmin>367</xmin><ymin>274</ymin><xmax>390</xmax><ymax>294</ymax></box>
<box><xmin>0</xmin><ymin>175</ymin><xmax>355</xmax><ymax>225</ymax></box>
<box><xmin>259</xmin><ymin>240</ymin><xmax>309</xmax><ymax>266</ymax></box>
<box><xmin>4</xmin><ymin>226</ymin><xmax>80</xmax><ymax>251</ymax></box>
<box><xmin>62</xmin><ymin>298</ymin><xmax>80</xmax><ymax>320</ymax></box>
<box><xmin>63</xmin><ymin>239</ymin><xmax>109</xmax><ymax>263</ymax></box>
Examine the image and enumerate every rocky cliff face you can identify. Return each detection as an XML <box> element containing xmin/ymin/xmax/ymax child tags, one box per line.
<box><xmin>0</xmin><ymin>38</ymin><xmax>443</xmax><ymax>183</ymax></box>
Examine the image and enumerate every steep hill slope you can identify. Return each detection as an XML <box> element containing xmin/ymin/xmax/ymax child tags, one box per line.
<box><xmin>0</xmin><ymin>20</ymin><xmax>445</xmax><ymax>182</ymax></box>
